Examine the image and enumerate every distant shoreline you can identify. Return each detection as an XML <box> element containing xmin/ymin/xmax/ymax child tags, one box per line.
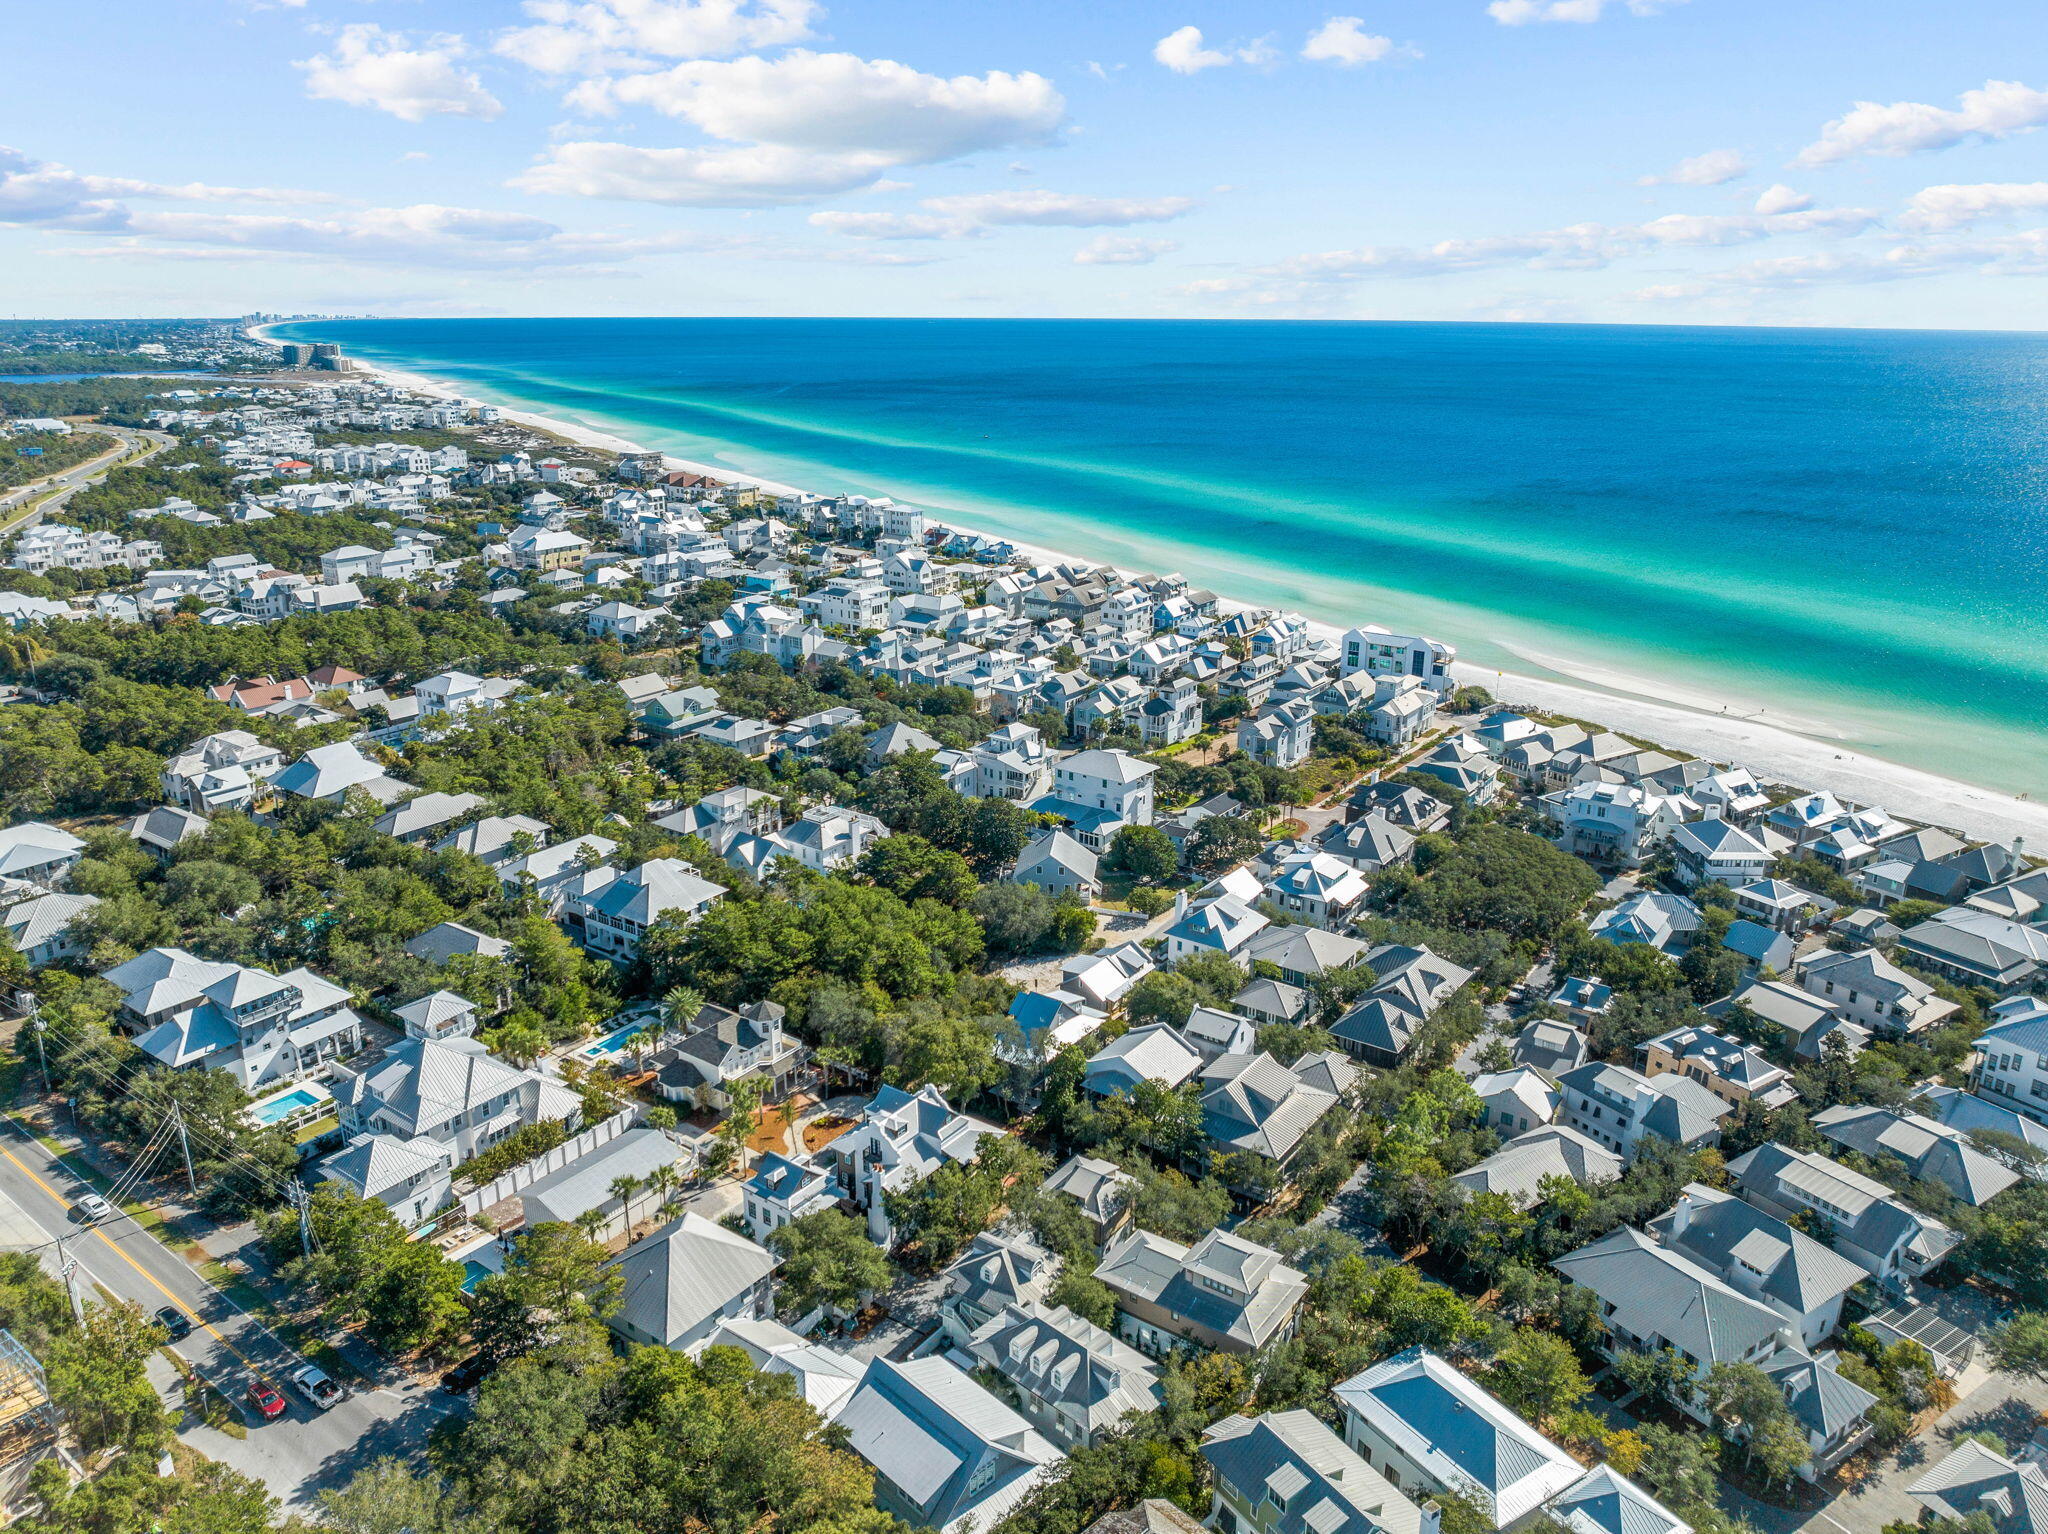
<box><xmin>248</xmin><ymin>324</ymin><xmax>2048</xmax><ymax>846</ymax></box>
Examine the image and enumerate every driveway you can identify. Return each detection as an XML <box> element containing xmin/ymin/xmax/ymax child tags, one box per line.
<box><xmin>1720</xmin><ymin>1366</ymin><xmax>2048</xmax><ymax>1534</ymax></box>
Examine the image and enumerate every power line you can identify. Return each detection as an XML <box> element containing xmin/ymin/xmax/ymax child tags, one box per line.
<box><xmin>22</xmin><ymin>1005</ymin><xmax>299</xmax><ymax>1208</ymax></box>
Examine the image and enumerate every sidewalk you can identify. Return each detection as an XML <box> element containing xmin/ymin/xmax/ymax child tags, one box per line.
<box><xmin>17</xmin><ymin>1098</ymin><xmax>396</xmax><ymax>1388</ymax></box>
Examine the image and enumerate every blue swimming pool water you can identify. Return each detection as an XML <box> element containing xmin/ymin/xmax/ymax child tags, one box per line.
<box><xmin>581</xmin><ymin>1021</ymin><xmax>649</xmax><ymax>1059</ymax></box>
<box><xmin>248</xmin><ymin>1085</ymin><xmax>325</xmax><ymax>1125</ymax></box>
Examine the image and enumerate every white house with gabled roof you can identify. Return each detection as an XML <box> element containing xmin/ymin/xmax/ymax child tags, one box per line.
<box><xmin>1334</xmin><ymin>1348</ymin><xmax>1582</xmax><ymax>1529</ymax></box>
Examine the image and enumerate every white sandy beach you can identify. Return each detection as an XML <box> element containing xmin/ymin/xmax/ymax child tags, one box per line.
<box><xmin>267</xmin><ymin>332</ymin><xmax>2048</xmax><ymax>848</ymax></box>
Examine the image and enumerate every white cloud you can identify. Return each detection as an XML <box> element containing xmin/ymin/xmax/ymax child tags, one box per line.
<box><xmin>808</xmin><ymin>209</ymin><xmax>981</xmax><ymax>240</ymax></box>
<box><xmin>533</xmin><ymin>51</ymin><xmax>1065</xmax><ymax>205</ymax></box>
<box><xmin>515</xmin><ymin>140</ymin><xmax>897</xmax><ymax>206</ymax></box>
<box><xmin>494</xmin><ymin>0</ymin><xmax>819</xmax><ymax>75</ymax></box>
<box><xmin>1794</xmin><ymin>79</ymin><xmax>2048</xmax><ymax>168</ymax></box>
<box><xmin>1190</xmin><ymin>201</ymin><xmax>1881</xmax><ymax>302</ymax></box>
<box><xmin>807</xmin><ymin>189</ymin><xmax>1195</xmax><ymax>241</ymax></box>
<box><xmin>587</xmin><ymin>51</ymin><xmax>1064</xmax><ymax>160</ymax></box>
<box><xmin>1752</xmin><ymin>183</ymin><xmax>1812</xmax><ymax>215</ymax></box>
<box><xmin>1638</xmin><ymin>148</ymin><xmax>1749</xmax><ymax>187</ymax></box>
<box><xmin>1074</xmin><ymin>235</ymin><xmax>1177</xmax><ymax>265</ymax></box>
<box><xmin>0</xmin><ymin>146</ymin><xmax>330</xmax><ymax>231</ymax></box>
<box><xmin>1489</xmin><ymin>0</ymin><xmax>1682</xmax><ymax>24</ymax></box>
<box><xmin>1152</xmin><ymin>26</ymin><xmax>1271</xmax><ymax>74</ymax></box>
<box><xmin>298</xmin><ymin>25</ymin><xmax>503</xmax><ymax>123</ymax></box>
<box><xmin>1301</xmin><ymin>17</ymin><xmax>1396</xmax><ymax>66</ymax></box>
<box><xmin>920</xmin><ymin>190</ymin><xmax>1193</xmax><ymax>226</ymax></box>
<box><xmin>1901</xmin><ymin>181</ymin><xmax>2048</xmax><ymax>231</ymax></box>
<box><xmin>1</xmin><ymin>147</ymin><xmax>916</xmax><ymax>273</ymax></box>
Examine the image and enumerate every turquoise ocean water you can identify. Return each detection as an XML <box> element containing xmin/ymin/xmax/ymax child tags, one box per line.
<box><xmin>273</xmin><ymin>318</ymin><xmax>2048</xmax><ymax>796</ymax></box>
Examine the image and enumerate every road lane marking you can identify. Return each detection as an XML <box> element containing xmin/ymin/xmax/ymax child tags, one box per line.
<box><xmin>0</xmin><ymin>1140</ymin><xmax>262</xmax><ymax>1374</ymax></box>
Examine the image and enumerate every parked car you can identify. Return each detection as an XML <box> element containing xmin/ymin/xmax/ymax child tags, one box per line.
<box><xmin>72</xmin><ymin>1193</ymin><xmax>116</xmax><ymax>1225</ymax></box>
<box><xmin>289</xmin><ymin>1364</ymin><xmax>344</xmax><ymax>1411</ymax></box>
<box><xmin>439</xmin><ymin>1353</ymin><xmax>495</xmax><ymax>1395</ymax></box>
<box><xmin>246</xmin><ymin>1381</ymin><xmax>287</xmax><ymax>1421</ymax></box>
<box><xmin>154</xmin><ymin>1307</ymin><xmax>192</xmax><ymax>1341</ymax></box>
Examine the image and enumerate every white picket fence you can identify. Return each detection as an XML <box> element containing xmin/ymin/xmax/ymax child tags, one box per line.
<box><xmin>457</xmin><ymin>1105</ymin><xmax>643</xmax><ymax>1218</ymax></box>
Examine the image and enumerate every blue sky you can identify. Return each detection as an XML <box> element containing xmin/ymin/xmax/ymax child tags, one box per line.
<box><xmin>8</xmin><ymin>0</ymin><xmax>2048</xmax><ymax>327</ymax></box>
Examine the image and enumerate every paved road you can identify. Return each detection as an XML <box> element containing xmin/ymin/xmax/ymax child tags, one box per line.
<box><xmin>0</xmin><ymin>425</ymin><xmax>174</xmax><ymax>530</ymax></box>
<box><xmin>0</xmin><ymin>1119</ymin><xmax>454</xmax><ymax>1513</ymax></box>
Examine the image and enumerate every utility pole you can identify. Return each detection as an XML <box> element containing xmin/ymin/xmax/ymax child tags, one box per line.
<box><xmin>288</xmin><ymin>1182</ymin><xmax>313</xmax><ymax>1256</ymax></box>
<box><xmin>55</xmin><ymin>1238</ymin><xmax>83</xmax><ymax>1325</ymax></box>
<box><xmin>169</xmin><ymin>1104</ymin><xmax>197</xmax><ymax>1198</ymax></box>
<box><xmin>27</xmin><ymin>1015</ymin><xmax>48</xmax><ymax>1097</ymax></box>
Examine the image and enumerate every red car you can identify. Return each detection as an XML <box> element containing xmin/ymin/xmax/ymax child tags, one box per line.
<box><xmin>246</xmin><ymin>1381</ymin><xmax>288</xmax><ymax>1421</ymax></box>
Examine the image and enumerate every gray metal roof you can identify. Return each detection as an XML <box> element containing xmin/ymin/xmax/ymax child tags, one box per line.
<box><xmin>518</xmin><ymin>1128</ymin><xmax>691</xmax><ymax>1228</ymax></box>
<box><xmin>1551</xmin><ymin>1226</ymin><xmax>1790</xmax><ymax>1366</ymax></box>
<box><xmin>1201</xmin><ymin>1411</ymin><xmax>1425</xmax><ymax>1534</ymax></box>
<box><xmin>607</xmin><ymin>1212</ymin><xmax>778</xmax><ymax>1349</ymax></box>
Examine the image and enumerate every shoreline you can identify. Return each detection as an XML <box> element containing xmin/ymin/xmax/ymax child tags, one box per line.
<box><xmin>259</xmin><ymin>328</ymin><xmax>2048</xmax><ymax>846</ymax></box>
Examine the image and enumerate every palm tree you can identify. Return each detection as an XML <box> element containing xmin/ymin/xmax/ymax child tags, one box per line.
<box><xmin>661</xmin><ymin>985</ymin><xmax>705</xmax><ymax>1034</ymax></box>
<box><xmin>574</xmin><ymin>1207</ymin><xmax>607</xmax><ymax>1239</ymax></box>
<box><xmin>610</xmin><ymin>1173</ymin><xmax>645</xmax><ymax>1232</ymax></box>
<box><xmin>627</xmin><ymin>1022</ymin><xmax>664</xmax><ymax>1073</ymax></box>
<box><xmin>645</xmin><ymin>1163</ymin><xmax>680</xmax><ymax>1217</ymax></box>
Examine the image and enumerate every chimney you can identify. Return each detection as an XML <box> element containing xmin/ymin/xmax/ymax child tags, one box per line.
<box><xmin>1667</xmin><ymin>1189</ymin><xmax>1695</xmax><ymax>1239</ymax></box>
<box><xmin>1418</xmin><ymin>1501</ymin><xmax>1443</xmax><ymax>1534</ymax></box>
<box><xmin>1172</xmin><ymin>888</ymin><xmax>1189</xmax><ymax>922</ymax></box>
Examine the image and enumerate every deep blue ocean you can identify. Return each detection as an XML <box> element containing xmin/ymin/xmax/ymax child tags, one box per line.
<box><xmin>274</xmin><ymin>318</ymin><xmax>2048</xmax><ymax>796</ymax></box>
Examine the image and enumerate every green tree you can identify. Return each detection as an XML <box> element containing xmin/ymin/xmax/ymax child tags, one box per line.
<box><xmin>315</xmin><ymin>1461</ymin><xmax>489</xmax><ymax>1534</ymax></box>
<box><xmin>857</xmin><ymin>835</ymin><xmax>979</xmax><ymax>906</ymax></box>
<box><xmin>469</xmin><ymin>1221</ymin><xmax>622</xmax><ymax>1363</ymax></box>
<box><xmin>719</xmin><ymin>1075</ymin><xmax>767</xmax><ymax>1173</ymax></box>
<box><xmin>45</xmin><ymin>1300</ymin><xmax>171</xmax><ymax>1455</ymax></box>
<box><xmin>1185</xmin><ymin>814</ymin><xmax>1265</xmax><ymax>875</ymax></box>
<box><xmin>1105</xmin><ymin>825</ymin><xmax>1178</xmax><ymax>883</ymax></box>
<box><xmin>891</xmin><ymin>1005</ymin><xmax>1004</xmax><ymax>1102</ymax></box>
<box><xmin>1611</xmin><ymin>1346</ymin><xmax>1697</xmax><ymax>1414</ymax></box>
<box><xmin>1985</xmin><ymin>1310</ymin><xmax>2048</xmax><ymax>1380</ymax></box>
<box><xmin>768</xmin><ymin>1209</ymin><xmax>892</xmax><ymax>1317</ymax></box>
<box><xmin>19</xmin><ymin>1455</ymin><xmax>276</xmax><ymax>1534</ymax></box>
<box><xmin>263</xmin><ymin>1186</ymin><xmax>467</xmax><ymax>1354</ymax></box>
<box><xmin>1485</xmin><ymin>1327</ymin><xmax>1591</xmax><ymax>1426</ymax></box>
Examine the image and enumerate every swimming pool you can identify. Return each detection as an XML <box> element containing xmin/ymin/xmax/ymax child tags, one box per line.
<box><xmin>580</xmin><ymin>1019</ymin><xmax>654</xmax><ymax>1060</ymax></box>
<box><xmin>246</xmin><ymin>1084</ymin><xmax>331</xmax><ymax>1126</ymax></box>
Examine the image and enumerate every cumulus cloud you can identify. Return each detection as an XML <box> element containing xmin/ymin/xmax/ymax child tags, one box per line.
<box><xmin>1489</xmin><ymin>0</ymin><xmax>1682</xmax><ymax>24</ymax></box>
<box><xmin>920</xmin><ymin>190</ymin><xmax>1193</xmax><ymax>226</ymax></box>
<box><xmin>1152</xmin><ymin>26</ymin><xmax>1272</xmax><ymax>74</ymax></box>
<box><xmin>527</xmin><ymin>52</ymin><xmax>1065</xmax><ymax>205</ymax></box>
<box><xmin>520</xmin><ymin>51</ymin><xmax>1064</xmax><ymax>206</ymax></box>
<box><xmin>298</xmin><ymin>25</ymin><xmax>503</xmax><ymax>123</ymax></box>
<box><xmin>1899</xmin><ymin>181</ymin><xmax>2048</xmax><ymax>231</ymax></box>
<box><xmin>1074</xmin><ymin>235</ymin><xmax>1177</xmax><ymax>265</ymax></box>
<box><xmin>583</xmin><ymin>51</ymin><xmax>1064</xmax><ymax>160</ymax></box>
<box><xmin>1794</xmin><ymin>79</ymin><xmax>2048</xmax><ymax>167</ymax></box>
<box><xmin>495</xmin><ymin>0</ymin><xmax>819</xmax><ymax>74</ymax></box>
<box><xmin>1752</xmin><ymin>184</ymin><xmax>1812</xmax><ymax>215</ymax></box>
<box><xmin>1301</xmin><ymin>17</ymin><xmax>1396</xmax><ymax>66</ymax></box>
<box><xmin>1638</xmin><ymin>148</ymin><xmax>1749</xmax><ymax>187</ymax></box>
